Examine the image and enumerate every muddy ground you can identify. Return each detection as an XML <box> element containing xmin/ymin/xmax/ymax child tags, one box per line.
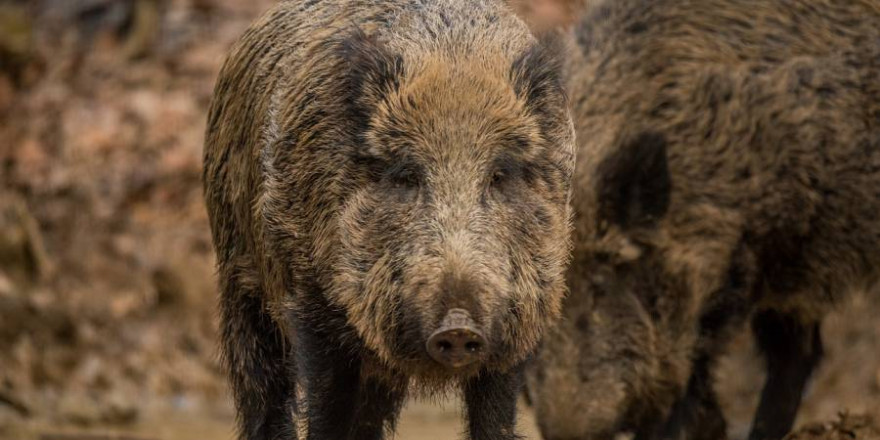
<box><xmin>0</xmin><ymin>0</ymin><xmax>878</xmax><ymax>439</ymax></box>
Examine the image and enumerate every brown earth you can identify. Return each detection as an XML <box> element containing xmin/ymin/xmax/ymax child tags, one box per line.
<box><xmin>0</xmin><ymin>1</ymin><xmax>877</xmax><ymax>439</ymax></box>
<box><xmin>785</xmin><ymin>413</ymin><xmax>880</xmax><ymax>440</ymax></box>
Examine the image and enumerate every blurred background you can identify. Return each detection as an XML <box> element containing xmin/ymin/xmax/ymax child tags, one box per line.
<box><xmin>0</xmin><ymin>0</ymin><xmax>878</xmax><ymax>439</ymax></box>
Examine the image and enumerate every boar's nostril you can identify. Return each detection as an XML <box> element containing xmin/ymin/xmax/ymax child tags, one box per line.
<box><xmin>436</xmin><ymin>340</ymin><xmax>453</xmax><ymax>352</ymax></box>
<box><xmin>426</xmin><ymin>309</ymin><xmax>487</xmax><ymax>369</ymax></box>
<box><xmin>465</xmin><ymin>341</ymin><xmax>481</xmax><ymax>352</ymax></box>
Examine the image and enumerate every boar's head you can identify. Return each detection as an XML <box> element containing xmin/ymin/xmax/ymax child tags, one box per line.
<box><xmin>527</xmin><ymin>131</ymin><xmax>750</xmax><ymax>439</ymax></box>
<box><xmin>326</xmin><ymin>30</ymin><xmax>576</xmax><ymax>383</ymax></box>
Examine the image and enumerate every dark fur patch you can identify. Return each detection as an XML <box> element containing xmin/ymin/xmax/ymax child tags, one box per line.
<box><xmin>596</xmin><ymin>131</ymin><xmax>671</xmax><ymax>229</ymax></box>
<box><xmin>626</xmin><ymin>21</ymin><xmax>648</xmax><ymax>34</ymax></box>
<box><xmin>387</xmin><ymin>295</ymin><xmax>427</xmax><ymax>362</ymax></box>
<box><xmin>511</xmin><ymin>33</ymin><xmax>567</xmax><ymax>126</ymax></box>
<box><xmin>338</xmin><ymin>28</ymin><xmax>405</xmax><ymax>143</ymax></box>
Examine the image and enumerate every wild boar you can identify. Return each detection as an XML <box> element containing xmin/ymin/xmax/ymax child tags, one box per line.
<box><xmin>526</xmin><ymin>0</ymin><xmax>880</xmax><ymax>439</ymax></box>
<box><xmin>202</xmin><ymin>0</ymin><xmax>575</xmax><ymax>439</ymax></box>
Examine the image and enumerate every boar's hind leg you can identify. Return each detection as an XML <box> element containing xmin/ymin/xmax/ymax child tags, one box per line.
<box><xmin>464</xmin><ymin>362</ymin><xmax>526</xmax><ymax>440</ymax></box>
<box><xmin>296</xmin><ymin>317</ymin><xmax>405</xmax><ymax>440</ymax></box>
<box><xmin>220</xmin><ymin>280</ymin><xmax>295</xmax><ymax>440</ymax></box>
<box><xmin>748</xmin><ymin>310</ymin><xmax>823</xmax><ymax>440</ymax></box>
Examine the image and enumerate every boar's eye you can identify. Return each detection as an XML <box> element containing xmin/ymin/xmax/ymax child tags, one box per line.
<box><xmin>385</xmin><ymin>163</ymin><xmax>421</xmax><ymax>190</ymax></box>
<box><xmin>491</xmin><ymin>169</ymin><xmax>508</xmax><ymax>186</ymax></box>
<box><xmin>489</xmin><ymin>156</ymin><xmax>523</xmax><ymax>190</ymax></box>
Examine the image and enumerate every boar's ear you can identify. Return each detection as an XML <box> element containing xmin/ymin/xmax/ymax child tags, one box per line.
<box><xmin>596</xmin><ymin>131</ymin><xmax>671</xmax><ymax>229</ymax></box>
<box><xmin>338</xmin><ymin>28</ymin><xmax>404</xmax><ymax>129</ymax></box>
<box><xmin>511</xmin><ymin>33</ymin><xmax>567</xmax><ymax>120</ymax></box>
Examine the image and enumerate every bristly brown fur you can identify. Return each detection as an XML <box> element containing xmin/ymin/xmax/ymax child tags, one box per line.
<box><xmin>527</xmin><ymin>0</ymin><xmax>880</xmax><ymax>439</ymax></box>
<box><xmin>202</xmin><ymin>1</ymin><xmax>576</xmax><ymax>439</ymax></box>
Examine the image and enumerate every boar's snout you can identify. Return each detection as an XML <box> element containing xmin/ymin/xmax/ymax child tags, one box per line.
<box><xmin>426</xmin><ymin>308</ymin><xmax>487</xmax><ymax>368</ymax></box>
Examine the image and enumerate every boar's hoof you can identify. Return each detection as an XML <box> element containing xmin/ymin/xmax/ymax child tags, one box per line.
<box><xmin>427</xmin><ymin>308</ymin><xmax>487</xmax><ymax>368</ymax></box>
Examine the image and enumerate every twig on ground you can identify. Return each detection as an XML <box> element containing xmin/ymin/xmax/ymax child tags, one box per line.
<box><xmin>0</xmin><ymin>388</ymin><xmax>31</xmax><ymax>417</ymax></box>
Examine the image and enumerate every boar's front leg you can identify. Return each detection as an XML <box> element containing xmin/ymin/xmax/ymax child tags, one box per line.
<box><xmin>349</xmin><ymin>378</ymin><xmax>407</xmax><ymax>439</ymax></box>
<box><xmin>748</xmin><ymin>310</ymin><xmax>823</xmax><ymax>440</ymax></box>
<box><xmin>464</xmin><ymin>362</ymin><xmax>526</xmax><ymax>440</ymax></box>
<box><xmin>657</xmin><ymin>356</ymin><xmax>727</xmax><ymax>440</ymax></box>
<box><xmin>296</xmin><ymin>316</ymin><xmax>405</xmax><ymax>440</ymax></box>
<box><xmin>658</xmin><ymin>273</ymin><xmax>752</xmax><ymax>440</ymax></box>
<box><xmin>219</xmin><ymin>275</ymin><xmax>295</xmax><ymax>440</ymax></box>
